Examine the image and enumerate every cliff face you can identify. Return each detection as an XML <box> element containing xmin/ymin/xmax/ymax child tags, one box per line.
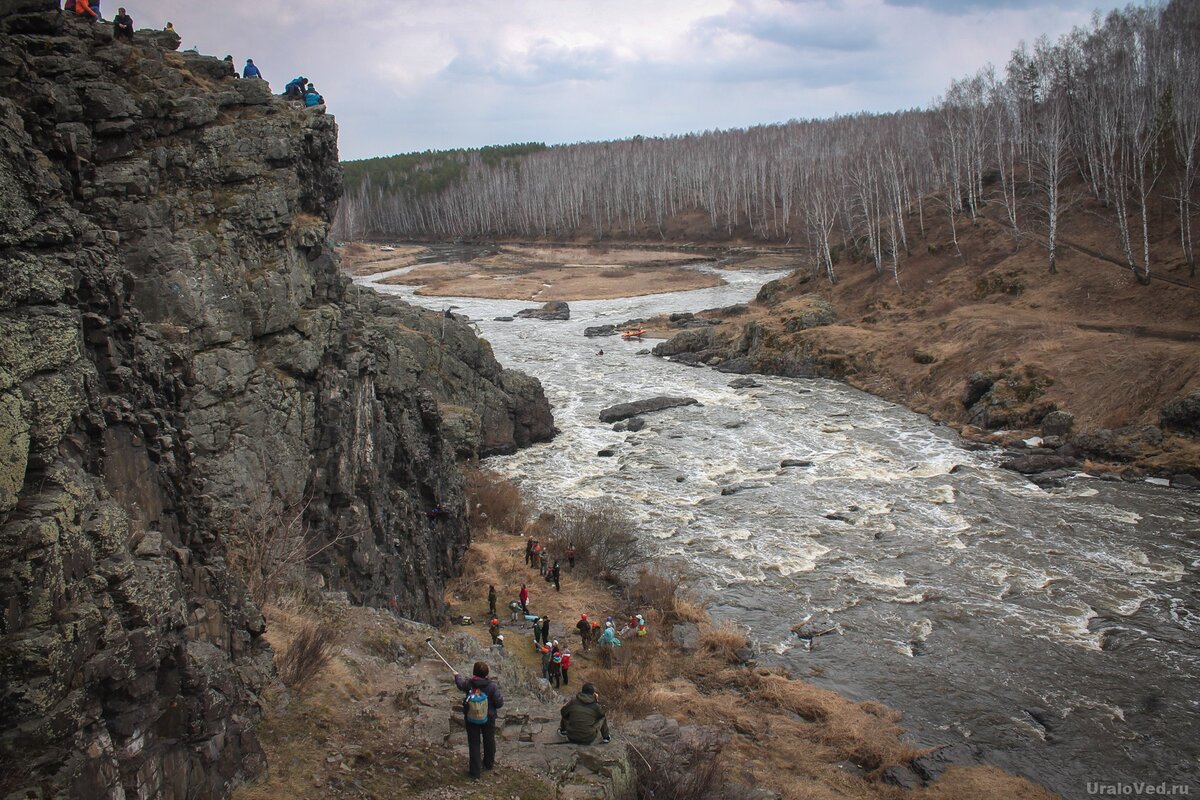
<box><xmin>0</xmin><ymin>3</ymin><xmax>553</xmax><ymax>797</ymax></box>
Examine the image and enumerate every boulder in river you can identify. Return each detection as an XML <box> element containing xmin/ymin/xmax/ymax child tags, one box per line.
<box><xmin>494</xmin><ymin>316</ymin><xmax>514</xmax><ymax>322</ymax></box>
<box><xmin>515</xmin><ymin>301</ymin><xmax>570</xmax><ymax>321</ymax></box>
<box><xmin>584</xmin><ymin>324</ymin><xmax>617</xmax><ymax>337</ymax></box>
<box><xmin>626</xmin><ymin>417</ymin><xmax>646</xmax><ymax>432</ymax></box>
<box><xmin>598</xmin><ymin>396</ymin><xmax>699</xmax><ymax>423</ymax></box>
<box><xmin>728</xmin><ymin>377</ymin><xmax>759</xmax><ymax>389</ymax></box>
<box><xmin>1001</xmin><ymin>454</ymin><xmax>1079</xmax><ymax>474</ymax></box>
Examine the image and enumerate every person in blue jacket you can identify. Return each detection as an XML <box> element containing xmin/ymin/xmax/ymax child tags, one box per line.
<box><xmin>303</xmin><ymin>84</ymin><xmax>324</xmax><ymax>108</ymax></box>
<box><xmin>242</xmin><ymin>59</ymin><xmax>262</xmax><ymax>79</ymax></box>
<box><xmin>453</xmin><ymin>661</ymin><xmax>504</xmax><ymax>779</ymax></box>
<box><xmin>284</xmin><ymin>75</ymin><xmax>307</xmax><ymax>99</ymax></box>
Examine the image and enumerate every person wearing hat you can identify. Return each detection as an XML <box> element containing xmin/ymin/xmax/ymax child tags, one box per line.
<box><xmin>539</xmin><ymin>643</ymin><xmax>553</xmax><ymax>679</ymax></box>
<box><xmin>559</xmin><ymin>683</ymin><xmax>610</xmax><ymax>744</ymax></box>
<box><xmin>598</xmin><ymin>622</ymin><xmax>621</xmax><ymax>648</ymax></box>
<box><xmin>488</xmin><ymin>616</ymin><xmax>501</xmax><ymax>645</ymax></box>
<box><xmin>575</xmin><ymin>614</ymin><xmax>592</xmax><ymax>651</ymax></box>
<box><xmin>636</xmin><ymin>614</ymin><xmax>647</xmax><ymax>637</ymax></box>
<box><xmin>560</xmin><ymin>647</ymin><xmax>572</xmax><ymax>686</ymax></box>
<box><xmin>453</xmin><ymin>661</ymin><xmax>504</xmax><ymax>779</ymax></box>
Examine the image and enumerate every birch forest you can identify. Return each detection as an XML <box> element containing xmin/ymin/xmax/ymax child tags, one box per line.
<box><xmin>335</xmin><ymin>1</ymin><xmax>1199</xmax><ymax>285</ymax></box>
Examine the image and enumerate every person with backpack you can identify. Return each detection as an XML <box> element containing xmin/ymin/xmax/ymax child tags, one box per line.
<box><xmin>487</xmin><ymin>585</ymin><xmax>497</xmax><ymax>617</ymax></box>
<box><xmin>548</xmin><ymin>651</ymin><xmax>563</xmax><ymax>688</ymax></box>
<box><xmin>539</xmin><ymin>643</ymin><xmax>552</xmax><ymax>679</ymax></box>
<box><xmin>242</xmin><ymin>59</ymin><xmax>262</xmax><ymax>80</ymax></box>
<box><xmin>598</xmin><ymin>623</ymin><xmax>621</xmax><ymax>648</ymax></box>
<box><xmin>508</xmin><ymin>599</ymin><xmax>522</xmax><ymax>623</ymax></box>
<box><xmin>559</xmin><ymin>683</ymin><xmax>610</xmax><ymax>744</ymax></box>
<box><xmin>453</xmin><ymin>661</ymin><xmax>504</xmax><ymax>779</ymax></box>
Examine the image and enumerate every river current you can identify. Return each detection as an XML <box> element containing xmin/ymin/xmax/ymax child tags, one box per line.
<box><xmin>359</xmin><ymin>262</ymin><xmax>1199</xmax><ymax>799</ymax></box>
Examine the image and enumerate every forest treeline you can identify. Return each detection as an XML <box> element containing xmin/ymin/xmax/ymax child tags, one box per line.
<box><xmin>335</xmin><ymin>0</ymin><xmax>1198</xmax><ymax>285</ymax></box>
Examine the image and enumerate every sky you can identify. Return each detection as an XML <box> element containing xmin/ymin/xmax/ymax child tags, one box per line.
<box><xmin>140</xmin><ymin>0</ymin><xmax>1130</xmax><ymax>161</ymax></box>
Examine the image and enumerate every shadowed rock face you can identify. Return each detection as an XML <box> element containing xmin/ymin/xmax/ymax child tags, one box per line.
<box><xmin>0</xmin><ymin>5</ymin><xmax>552</xmax><ymax>797</ymax></box>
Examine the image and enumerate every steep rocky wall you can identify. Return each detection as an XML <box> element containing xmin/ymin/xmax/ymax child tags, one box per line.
<box><xmin>0</xmin><ymin>3</ymin><xmax>553</xmax><ymax>797</ymax></box>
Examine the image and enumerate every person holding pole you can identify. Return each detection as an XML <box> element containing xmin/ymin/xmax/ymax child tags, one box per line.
<box><xmin>453</xmin><ymin>659</ymin><xmax>504</xmax><ymax>779</ymax></box>
<box><xmin>426</xmin><ymin>640</ymin><xmax>504</xmax><ymax>780</ymax></box>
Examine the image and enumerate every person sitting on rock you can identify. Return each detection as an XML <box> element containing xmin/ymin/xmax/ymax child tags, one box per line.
<box><xmin>72</xmin><ymin>0</ymin><xmax>98</xmax><ymax>21</ymax></box>
<box><xmin>303</xmin><ymin>84</ymin><xmax>325</xmax><ymax>110</ymax></box>
<box><xmin>112</xmin><ymin>7</ymin><xmax>133</xmax><ymax>39</ymax></box>
<box><xmin>242</xmin><ymin>58</ymin><xmax>262</xmax><ymax>79</ymax></box>
<box><xmin>559</xmin><ymin>683</ymin><xmax>610</xmax><ymax>744</ymax></box>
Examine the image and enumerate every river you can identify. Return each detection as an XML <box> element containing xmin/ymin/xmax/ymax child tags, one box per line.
<box><xmin>359</xmin><ymin>260</ymin><xmax>1200</xmax><ymax>799</ymax></box>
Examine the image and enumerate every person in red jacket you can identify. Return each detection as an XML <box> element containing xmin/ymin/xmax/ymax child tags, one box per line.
<box><xmin>519</xmin><ymin>583</ymin><xmax>529</xmax><ymax>614</ymax></box>
<box><xmin>560</xmin><ymin>647</ymin><xmax>572</xmax><ymax>686</ymax></box>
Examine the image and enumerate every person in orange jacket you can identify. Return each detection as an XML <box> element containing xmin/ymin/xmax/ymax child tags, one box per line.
<box><xmin>73</xmin><ymin>0</ymin><xmax>98</xmax><ymax>21</ymax></box>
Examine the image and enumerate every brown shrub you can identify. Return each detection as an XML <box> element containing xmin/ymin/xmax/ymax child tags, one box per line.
<box><xmin>277</xmin><ymin>622</ymin><xmax>339</xmax><ymax>690</ymax></box>
<box><xmin>543</xmin><ymin>499</ymin><xmax>639</xmax><ymax>580</ymax></box>
<box><xmin>466</xmin><ymin>468</ymin><xmax>527</xmax><ymax>535</ymax></box>
<box><xmin>699</xmin><ymin>620</ymin><xmax>749</xmax><ymax>663</ymax></box>
<box><xmin>627</xmin><ymin>566</ymin><xmax>707</xmax><ymax>625</ymax></box>
<box><xmin>622</xmin><ymin>727</ymin><xmax>758</xmax><ymax>800</ymax></box>
<box><xmin>589</xmin><ymin>646</ymin><xmax>660</xmax><ymax>715</ymax></box>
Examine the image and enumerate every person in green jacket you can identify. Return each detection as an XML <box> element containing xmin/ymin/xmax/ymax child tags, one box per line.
<box><xmin>559</xmin><ymin>683</ymin><xmax>610</xmax><ymax>744</ymax></box>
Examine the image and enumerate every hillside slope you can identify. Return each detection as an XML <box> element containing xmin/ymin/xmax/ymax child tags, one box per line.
<box><xmin>0</xmin><ymin>4</ymin><xmax>552</xmax><ymax>797</ymax></box>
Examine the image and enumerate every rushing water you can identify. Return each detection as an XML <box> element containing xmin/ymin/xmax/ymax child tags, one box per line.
<box><xmin>360</xmin><ymin>262</ymin><xmax>1200</xmax><ymax>799</ymax></box>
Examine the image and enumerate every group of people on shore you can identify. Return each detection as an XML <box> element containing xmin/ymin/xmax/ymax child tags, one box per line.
<box><xmin>456</xmin><ymin>536</ymin><xmax>648</xmax><ymax>776</ymax></box>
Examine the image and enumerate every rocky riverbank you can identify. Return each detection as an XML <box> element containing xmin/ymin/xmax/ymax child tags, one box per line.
<box><xmin>0</xmin><ymin>6</ymin><xmax>551</xmax><ymax>798</ymax></box>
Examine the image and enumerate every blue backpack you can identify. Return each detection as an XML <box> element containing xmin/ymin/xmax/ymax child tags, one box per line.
<box><xmin>466</xmin><ymin>687</ymin><xmax>489</xmax><ymax>724</ymax></box>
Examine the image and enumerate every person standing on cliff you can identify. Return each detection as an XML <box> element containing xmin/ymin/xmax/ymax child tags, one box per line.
<box><xmin>243</xmin><ymin>59</ymin><xmax>262</xmax><ymax>80</ymax></box>
<box><xmin>487</xmin><ymin>584</ymin><xmax>497</xmax><ymax>617</ymax></box>
<box><xmin>112</xmin><ymin>7</ymin><xmax>133</xmax><ymax>40</ymax></box>
<box><xmin>453</xmin><ymin>661</ymin><xmax>504</xmax><ymax>779</ymax></box>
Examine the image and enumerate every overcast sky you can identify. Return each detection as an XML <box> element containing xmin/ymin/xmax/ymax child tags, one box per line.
<box><xmin>143</xmin><ymin>0</ymin><xmax>1128</xmax><ymax>161</ymax></box>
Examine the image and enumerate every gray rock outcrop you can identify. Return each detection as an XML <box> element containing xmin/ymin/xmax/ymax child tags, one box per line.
<box><xmin>0</xmin><ymin>8</ymin><xmax>552</xmax><ymax>798</ymax></box>
<box><xmin>515</xmin><ymin>300</ymin><xmax>570</xmax><ymax>320</ymax></box>
<box><xmin>598</xmin><ymin>396</ymin><xmax>700</xmax><ymax>423</ymax></box>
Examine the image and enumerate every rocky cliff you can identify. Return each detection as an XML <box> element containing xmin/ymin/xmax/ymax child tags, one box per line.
<box><xmin>0</xmin><ymin>3</ymin><xmax>553</xmax><ymax>797</ymax></box>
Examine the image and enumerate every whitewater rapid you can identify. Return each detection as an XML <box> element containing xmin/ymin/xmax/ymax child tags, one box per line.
<box><xmin>359</xmin><ymin>261</ymin><xmax>1199</xmax><ymax>799</ymax></box>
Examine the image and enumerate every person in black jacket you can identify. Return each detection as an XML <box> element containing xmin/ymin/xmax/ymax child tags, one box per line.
<box><xmin>112</xmin><ymin>7</ymin><xmax>133</xmax><ymax>40</ymax></box>
<box><xmin>453</xmin><ymin>661</ymin><xmax>504</xmax><ymax>779</ymax></box>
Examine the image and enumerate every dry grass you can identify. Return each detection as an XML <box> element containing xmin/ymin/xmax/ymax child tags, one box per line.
<box><xmin>699</xmin><ymin>620</ymin><xmax>750</xmax><ymax>663</ymax></box>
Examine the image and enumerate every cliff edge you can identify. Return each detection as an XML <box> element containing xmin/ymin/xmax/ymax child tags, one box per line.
<box><xmin>0</xmin><ymin>3</ymin><xmax>553</xmax><ymax>797</ymax></box>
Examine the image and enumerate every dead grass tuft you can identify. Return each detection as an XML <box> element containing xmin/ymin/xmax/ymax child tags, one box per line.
<box><xmin>276</xmin><ymin>621</ymin><xmax>339</xmax><ymax>690</ymax></box>
<box><xmin>699</xmin><ymin>620</ymin><xmax>749</xmax><ymax>663</ymax></box>
<box><xmin>466</xmin><ymin>468</ymin><xmax>527</xmax><ymax>534</ymax></box>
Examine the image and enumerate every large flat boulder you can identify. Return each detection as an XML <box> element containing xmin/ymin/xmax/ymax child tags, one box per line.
<box><xmin>598</xmin><ymin>396</ymin><xmax>699</xmax><ymax>423</ymax></box>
